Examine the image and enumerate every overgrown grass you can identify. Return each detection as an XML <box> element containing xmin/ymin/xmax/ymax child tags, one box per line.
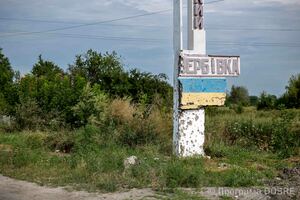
<box><xmin>158</xmin><ymin>189</ymin><xmax>207</xmax><ymax>200</ymax></box>
<box><xmin>205</xmin><ymin>107</ymin><xmax>300</xmax><ymax>158</ymax></box>
<box><xmin>0</xmin><ymin>108</ymin><xmax>299</xmax><ymax>193</ymax></box>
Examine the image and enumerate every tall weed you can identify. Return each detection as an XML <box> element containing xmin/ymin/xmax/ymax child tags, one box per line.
<box><xmin>224</xmin><ymin>110</ymin><xmax>300</xmax><ymax>158</ymax></box>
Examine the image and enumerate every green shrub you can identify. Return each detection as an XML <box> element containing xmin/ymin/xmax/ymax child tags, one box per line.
<box><xmin>221</xmin><ymin>168</ymin><xmax>261</xmax><ymax>187</ymax></box>
<box><xmin>72</xmin><ymin>89</ymin><xmax>172</xmax><ymax>150</ymax></box>
<box><xmin>271</xmin><ymin>111</ymin><xmax>300</xmax><ymax>158</ymax></box>
<box><xmin>118</xmin><ymin>121</ymin><xmax>158</xmax><ymax>147</ymax></box>
<box><xmin>230</xmin><ymin>104</ymin><xmax>244</xmax><ymax>114</ymax></box>
<box><xmin>24</xmin><ymin>132</ymin><xmax>48</xmax><ymax>149</ymax></box>
<box><xmin>224</xmin><ymin>111</ymin><xmax>300</xmax><ymax>157</ymax></box>
<box><xmin>165</xmin><ymin>158</ymin><xmax>205</xmax><ymax>188</ymax></box>
<box><xmin>15</xmin><ymin>98</ymin><xmax>44</xmax><ymax>130</ymax></box>
<box><xmin>206</xmin><ymin>107</ymin><xmax>234</xmax><ymax>117</ymax></box>
<box><xmin>45</xmin><ymin>131</ymin><xmax>75</xmax><ymax>153</ymax></box>
<box><xmin>72</xmin><ymin>83</ymin><xmax>109</xmax><ymax>127</ymax></box>
<box><xmin>225</xmin><ymin>119</ymin><xmax>273</xmax><ymax>150</ymax></box>
<box><xmin>205</xmin><ymin>142</ymin><xmax>229</xmax><ymax>158</ymax></box>
<box><xmin>12</xmin><ymin>148</ymin><xmax>42</xmax><ymax>168</ymax></box>
<box><xmin>257</xmin><ymin>92</ymin><xmax>277</xmax><ymax>110</ymax></box>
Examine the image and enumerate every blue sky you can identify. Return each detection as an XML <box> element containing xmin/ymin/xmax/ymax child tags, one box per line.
<box><xmin>0</xmin><ymin>0</ymin><xmax>299</xmax><ymax>96</ymax></box>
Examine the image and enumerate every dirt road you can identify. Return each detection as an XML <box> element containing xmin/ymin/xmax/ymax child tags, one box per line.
<box><xmin>0</xmin><ymin>175</ymin><xmax>157</xmax><ymax>200</ymax></box>
<box><xmin>1</xmin><ymin>173</ymin><xmax>299</xmax><ymax>200</ymax></box>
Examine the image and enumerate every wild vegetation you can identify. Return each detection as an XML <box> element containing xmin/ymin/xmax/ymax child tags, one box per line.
<box><xmin>0</xmin><ymin>48</ymin><xmax>172</xmax><ymax>131</ymax></box>
<box><xmin>0</xmin><ymin>48</ymin><xmax>299</xmax><ymax>197</ymax></box>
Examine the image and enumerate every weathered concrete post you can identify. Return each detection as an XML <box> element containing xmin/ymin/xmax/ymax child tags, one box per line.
<box><xmin>173</xmin><ymin>0</ymin><xmax>206</xmax><ymax>157</ymax></box>
<box><xmin>173</xmin><ymin>0</ymin><xmax>183</xmax><ymax>156</ymax></box>
<box><xmin>173</xmin><ymin>0</ymin><xmax>241</xmax><ymax>157</ymax></box>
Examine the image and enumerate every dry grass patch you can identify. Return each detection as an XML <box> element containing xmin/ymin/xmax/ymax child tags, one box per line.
<box><xmin>109</xmin><ymin>98</ymin><xmax>136</xmax><ymax>123</ymax></box>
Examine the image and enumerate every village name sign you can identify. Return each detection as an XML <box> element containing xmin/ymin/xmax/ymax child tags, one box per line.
<box><xmin>180</xmin><ymin>51</ymin><xmax>240</xmax><ymax>77</ymax></box>
<box><xmin>173</xmin><ymin>0</ymin><xmax>241</xmax><ymax>157</ymax></box>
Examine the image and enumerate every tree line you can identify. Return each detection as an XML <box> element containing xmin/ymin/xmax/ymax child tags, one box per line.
<box><xmin>226</xmin><ymin>77</ymin><xmax>300</xmax><ymax>110</ymax></box>
<box><xmin>0</xmin><ymin>48</ymin><xmax>172</xmax><ymax>130</ymax></box>
<box><xmin>0</xmin><ymin>47</ymin><xmax>299</xmax><ymax>130</ymax></box>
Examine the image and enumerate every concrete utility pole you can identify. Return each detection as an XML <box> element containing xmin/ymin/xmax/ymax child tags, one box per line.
<box><xmin>173</xmin><ymin>0</ymin><xmax>206</xmax><ymax>157</ymax></box>
<box><xmin>173</xmin><ymin>0</ymin><xmax>182</xmax><ymax>154</ymax></box>
<box><xmin>173</xmin><ymin>0</ymin><xmax>240</xmax><ymax>157</ymax></box>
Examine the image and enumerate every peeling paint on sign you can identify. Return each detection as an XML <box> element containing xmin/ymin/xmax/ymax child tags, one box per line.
<box><xmin>179</xmin><ymin>78</ymin><xmax>227</xmax><ymax>109</ymax></box>
<box><xmin>181</xmin><ymin>93</ymin><xmax>226</xmax><ymax>109</ymax></box>
<box><xmin>179</xmin><ymin>78</ymin><xmax>227</xmax><ymax>93</ymax></box>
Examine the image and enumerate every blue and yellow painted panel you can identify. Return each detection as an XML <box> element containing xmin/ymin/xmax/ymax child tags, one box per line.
<box><xmin>179</xmin><ymin>78</ymin><xmax>227</xmax><ymax>109</ymax></box>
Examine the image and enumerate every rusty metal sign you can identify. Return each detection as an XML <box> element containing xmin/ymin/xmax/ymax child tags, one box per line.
<box><xmin>180</xmin><ymin>51</ymin><xmax>240</xmax><ymax>77</ymax></box>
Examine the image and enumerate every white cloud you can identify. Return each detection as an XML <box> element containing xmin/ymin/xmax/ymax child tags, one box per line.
<box><xmin>255</xmin><ymin>0</ymin><xmax>300</xmax><ymax>5</ymax></box>
<box><xmin>1</xmin><ymin>0</ymin><xmax>300</xmax><ymax>95</ymax></box>
<box><xmin>115</xmin><ymin>0</ymin><xmax>172</xmax><ymax>12</ymax></box>
<box><xmin>115</xmin><ymin>0</ymin><xmax>300</xmax><ymax>14</ymax></box>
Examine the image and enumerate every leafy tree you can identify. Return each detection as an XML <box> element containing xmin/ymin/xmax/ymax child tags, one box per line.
<box><xmin>69</xmin><ymin>50</ymin><xmax>173</xmax><ymax>108</ymax></box>
<box><xmin>32</xmin><ymin>55</ymin><xmax>63</xmax><ymax>78</ymax></box>
<box><xmin>227</xmin><ymin>85</ymin><xmax>250</xmax><ymax>106</ymax></box>
<box><xmin>281</xmin><ymin>74</ymin><xmax>300</xmax><ymax>108</ymax></box>
<box><xmin>0</xmin><ymin>48</ymin><xmax>18</xmax><ymax>114</ymax></box>
<box><xmin>0</xmin><ymin>49</ymin><xmax>14</xmax><ymax>89</ymax></box>
<box><xmin>257</xmin><ymin>92</ymin><xmax>277</xmax><ymax>110</ymax></box>
<box><xmin>15</xmin><ymin>98</ymin><xmax>44</xmax><ymax>130</ymax></box>
<box><xmin>72</xmin><ymin>83</ymin><xmax>108</xmax><ymax>126</ymax></box>
<box><xmin>2</xmin><ymin>49</ymin><xmax>173</xmax><ymax>129</ymax></box>
<box><xmin>19</xmin><ymin>56</ymin><xmax>86</xmax><ymax>127</ymax></box>
<box><xmin>0</xmin><ymin>93</ymin><xmax>7</xmax><ymax>115</ymax></box>
<box><xmin>68</xmin><ymin>50</ymin><xmax>128</xmax><ymax>96</ymax></box>
<box><xmin>18</xmin><ymin>75</ymin><xmax>38</xmax><ymax>101</ymax></box>
<box><xmin>128</xmin><ymin>69</ymin><xmax>172</xmax><ymax>107</ymax></box>
<box><xmin>249</xmin><ymin>96</ymin><xmax>259</xmax><ymax>107</ymax></box>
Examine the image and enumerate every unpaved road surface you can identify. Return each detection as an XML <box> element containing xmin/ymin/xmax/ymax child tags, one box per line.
<box><xmin>1</xmin><ymin>171</ymin><xmax>299</xmax><ymax>200</ymax></box>
<box><xmin>0</xmin><ymin>175</ymin><xmax>265</xmax><ymax>200</ymax></box>
<box><xmin>0</xmin><ymin>175</ymin><xmax>157</xmax><ymax>200</ymax></box>
<box><xmin>0</xmin><ymin>175</ymin><xmax>268</xmax><ymax>200</ymax></box>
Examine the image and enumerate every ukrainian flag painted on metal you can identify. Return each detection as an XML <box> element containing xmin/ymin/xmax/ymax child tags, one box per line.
<box><xmin>179</xmin><ymin>78</ymin><xmax>227</xmax><ymax>109</ymax></box>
